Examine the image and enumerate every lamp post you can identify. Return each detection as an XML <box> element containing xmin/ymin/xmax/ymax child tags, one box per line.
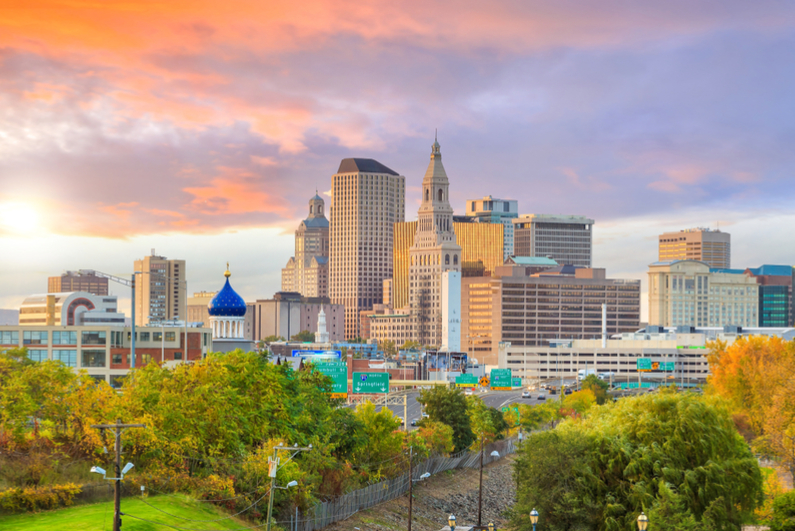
<box><xmin>637</xmin><ymin>512</ymin><xmax>648</xmax><ymax>531</ymax></box>
<box><xmin>488</xmin><ymin>523</ymin><xmax>495</xmax><ymax>531</ymax></box>
<box><xmin>530</xmin><ymin>508</ymin><xmax>538</xmax><ymax>531</ymax></box>
<box><xmin>265</xmin><ymin>444</ymin><xmax>312</xmax><ymax>531</ymax></box>
<box><xmin>448</xmin><ymin>514</ymin><xmax>456</xmax><ymax>531</ymax></box>
<box><xmin>477</xmin><ymin>436</ymin><xmax>500</xmax><ymax>528</ymax></box>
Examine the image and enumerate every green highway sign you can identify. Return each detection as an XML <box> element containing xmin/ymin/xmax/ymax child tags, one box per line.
<box><xmin>663</xmin><ymin>361</ymin><xmax>675</xmax><ymax>371</ymax></box>
<box><xmin>352</xmin><ymin>372</ymin><xmax>390</xmax><ymax>394</ymax></box>
<box><xmin>316</xmin><ymin>361</ymin><xmax>347</xmax><ymax>398</ymax></box>
<box><xmin>490</xmin><ymin>369</ymin><xmax>512</xmax><ymax>390</ymax></box>
<box><xmin>512</xmin><ymin>377</ymin><xmax>522</xmax><ymax>388</ymax></box>
<box><xmin>456</xmin><ymin>374</ymin><xmax>479</xmax><ymax>387</ymax></box>
<box><xmin>636</xmin><ymin>358</ymin><xmax>652</xmax><ymax>371</ymax></box>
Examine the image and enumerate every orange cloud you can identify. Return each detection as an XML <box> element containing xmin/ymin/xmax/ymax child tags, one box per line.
<box><xmin>184</xmin><ymin>169</ymin><xmax>289</xmax><ymax>216</ymax></box>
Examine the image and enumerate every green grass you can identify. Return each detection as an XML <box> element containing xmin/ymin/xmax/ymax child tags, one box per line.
<box><xmin>0</xmin><ymin>495</ymin><xmax>253</xmax><ymax>530</ymax></box>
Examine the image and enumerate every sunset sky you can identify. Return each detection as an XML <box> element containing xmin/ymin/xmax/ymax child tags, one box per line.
<box><xmin>2</xmin><ymin>1</ymin><xmax>795</xmax><ymax>320</ymax></box>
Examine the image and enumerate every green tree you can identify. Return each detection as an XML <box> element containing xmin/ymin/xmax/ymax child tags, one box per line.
<box><xmin>467</xmin><ymin>397</ymin><xmax>508</xmax><ymax>445</ymax></box>
<box><xmin>418</xmin><ymin>386</ymin><xmax>474</xmax><ymax>453</ymax></box>
<box><xmin>512</xmin><ymin>390</ymin><xmax>763</xmax><ymax>531</ymax></box>
<box><xmin>401</xmin><ymin>340</ymin><xmax>421</xmax><ymax>351</ymax></box>
<box><xmin>261</xmin><ymin>335</ymin><xmax>285</xmax><ymax>345</ymax></box>
<box><xmin>290</xmin><ymin>330</ymin><xmax>314</xmax><ymax>342</ymax></box>
<box><xmin>770</xmin><ymin>491</ymin><xmax>795</xmax><ymax>531</ymax></box>
<box><xmin>352</xmin><ymin>402</ymin><xmax>404</xmax><ymax>478</ymax></box>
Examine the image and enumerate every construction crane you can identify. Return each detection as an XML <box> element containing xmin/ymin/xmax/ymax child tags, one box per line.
<box><xmin>79</xmin><ymin>269</ymin><xmax>139</xmax><ymax>368</ymax></box>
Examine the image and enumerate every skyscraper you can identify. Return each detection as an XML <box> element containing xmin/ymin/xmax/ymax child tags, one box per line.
<box><xmin>133</xmin><ymin>251</ymin><xmax>186</xmax><ymax>326</ymax></box>
<box><xmin>658</xmin><ymin>228</ymin><xmax>730</xmax><ymax>269</ymax></box>
<box><xmin>408</xmin><ymin>137</ymin><xmax>462</xmax><ymax>347</ymax></box>
<box><xmin>281</xmin><ymin>193</ymin><xmax>330</xmax><ymax>297</ymax></box>
<box><xmin>513</xmin><ymin>214</ymin><xmax>594</xmax><ymax>267</ymax></box>
<box><xmin>465</xmin><ymin>196</ymin><xmax>518</xmax><ymax>259</ymax></box>
<box><xmin>330</xmin><ymin>159</ymin><xmax>405</xmax><ymax>339</ymax></box>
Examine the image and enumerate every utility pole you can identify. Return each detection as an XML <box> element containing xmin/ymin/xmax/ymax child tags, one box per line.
<box><xmin>408</xmin><ymin>446</ymin><xmax>413</xmax><ymax>531</ymax></box>
<box><xmin>266</xmin><ymin>444</ymin><xmax>312</xmax><ymax>531</ymax></box>
<box><xmin>477</xmin><ymin>436</ymin><xmax>484</xmax><ymax>528</ymax></box>
<box><xmin>91</xmin><ymin>419</ymin><xmax>145</xmax><ymax>531</ymax></box>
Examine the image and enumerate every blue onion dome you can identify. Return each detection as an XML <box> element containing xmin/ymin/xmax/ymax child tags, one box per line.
<box><xmin>208</xmin><ymin>266</ymin><xmax>247</xmax><ymax>317</ymax></box>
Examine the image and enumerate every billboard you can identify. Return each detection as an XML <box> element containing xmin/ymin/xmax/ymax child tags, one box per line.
<box><xmin>425</xmin><ymin>351</ymin><xmax>468</xmax><ymax>372</ymax></box>
<box><xmin>352</xmin><ymin>372</ymin><xmax>390</xmax><ymax>394</ymax></box>
<box><xmin>490</xmin><ymin>369</ymin><xmax>512</xmax><ymax>390</ymax></box>
<box><xmin>292</xmin><ymin>349</ymin><xmax>342</xmax><ymax>358</ymax></box>
<box><xmin>315</xmin><ymin>361</ymin><xmax>348</xmax><ymax>398</ymax></box>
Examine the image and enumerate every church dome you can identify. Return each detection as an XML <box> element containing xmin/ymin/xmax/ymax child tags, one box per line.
<box><xmin>208</xmin><ymin>267</ymin><xmax>247</xmax><ymax>317</ymax></box>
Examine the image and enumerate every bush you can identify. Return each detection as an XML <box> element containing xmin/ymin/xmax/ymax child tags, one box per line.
<box><xmin>771</xmin><ymin>490</ymin><xmax>795</xmax><ymax>531</ymax></box>
<box><xmin>0</xmin><ymin>483</ymin><xmax>81</xmax><ymax>514</ymax></box>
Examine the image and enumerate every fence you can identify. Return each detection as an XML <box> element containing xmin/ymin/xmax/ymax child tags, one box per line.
<box><xmin>293</xmin><ymin>437</ymin><xmax>517</xmax><ymax>531</ymax></box>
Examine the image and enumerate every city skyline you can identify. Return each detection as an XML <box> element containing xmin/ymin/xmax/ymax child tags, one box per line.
<box><xmin>3</xmin><ymin>2</ymin><xmax>795</xmax><ymax>320</ymax></box>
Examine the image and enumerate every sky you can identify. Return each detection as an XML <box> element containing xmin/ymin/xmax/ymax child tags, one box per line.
<box><xmin>2</xmin><ymin>1</ymin><xmax>795</xmax><ymax>321</ymax></box>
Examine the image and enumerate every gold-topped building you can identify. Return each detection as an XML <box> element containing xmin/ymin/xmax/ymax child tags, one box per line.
<box><xmin>392</xmin><ymin>220</ymin><xmax>503</xmax><ymax>311</ymax></box>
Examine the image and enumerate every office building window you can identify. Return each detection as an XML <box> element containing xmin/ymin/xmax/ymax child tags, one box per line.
<box><xmin>0</xmin><ymin>331</ymin><xmax>18</xmax><ymax>345</ymax></box>
<box><xmin>81</xmin><ymin>350</ymin><xmax>106</xmax><ymax>368</ymax></box>
<box><xmin>23</xmin><ymin>331</ymin><xmax>48</xmax><ymax>345</ymax></box>
<box><xmin>153</xmin><ymin>332</ymin><xmax>162</xmax><ymax>341</ymax></box>
<box><xmin>165</xmin><ymin>332</ymin><xmax>175</xmax><ymax>342</ymax></box>
<box><xmin>53</xmin><ymin>331</ymin><xmax>78</xmax><ymax>345</ymax></box>
<box><xmin>174</xmin><ymin>351</ymin><xmax>182</xmax><ymax>360</ymax></box>
<box><xmin>140</xmin><ymin>332</ymin><xmax>150</xmax><ymax>342</ymax></box>
<box><xmin>28</xmin><ymin>349</ymin><xmax>48</xmax><ymax>362</ymax></box>
<box><xmin>81</xmin><ymin>331</ymin><xmax>106</xmax><ymax>345</ymax></box>
<box><xmin>54</xmin><ymin>350</ymin><xmax>77</xmax><ymax>367</ymax></box>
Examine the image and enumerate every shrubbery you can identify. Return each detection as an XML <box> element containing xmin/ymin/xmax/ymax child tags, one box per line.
<box><xmin>0</xmin><ymin>483</ymin><xmax>81</xmax><ymax>514</ymax></box>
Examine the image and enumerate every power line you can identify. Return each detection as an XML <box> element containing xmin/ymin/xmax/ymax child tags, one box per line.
<box><xmin>136</xmin><ymin>487</ymin><xmax>271</xmax><ymax>523</ymax></box>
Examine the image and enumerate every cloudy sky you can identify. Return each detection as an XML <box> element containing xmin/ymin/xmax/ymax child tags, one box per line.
<box><xmin>2</xmin><ymin>1</ymin><xmax>795</xmax><ymax>320</ymax></box>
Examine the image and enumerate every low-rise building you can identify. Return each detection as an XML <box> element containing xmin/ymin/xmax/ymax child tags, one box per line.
<box><xmin>499</xmin><ymin>325</ymin><xmax>795</xmax><ymax>385</ymax></box>
<box><xmin>19</xmin><ymin>292</ymin><xmax>126</xmax><ymax>326</ymax></box>
<box><xmin>246</xmin><ymin>292</ymin><xmax>344</xmax><ymax>342</ymax></box>
<box><xmin>0</xmin><ymin>324</ymin><xmax>211</xmax><ymax>386</ymax></box>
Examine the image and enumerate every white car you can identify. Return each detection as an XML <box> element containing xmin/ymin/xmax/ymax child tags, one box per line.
<box><xmin>521</xmin><ymin>391</ymin><xmax>531</xmax><ymax>398</ymax></box>
<box><xmin>464</xmin><ymin>389</ymin><xmax>475</xmax><ymax>396</ymax></box>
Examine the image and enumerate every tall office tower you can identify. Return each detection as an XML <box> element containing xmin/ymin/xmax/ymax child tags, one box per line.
<box><xmin>648</xmin><ymin>260</ymin><xmax>758</xmax><ymax>328</ymax></box>
<box><xmin>133</xmin><ymin>251</ymin><xmax>186</xmax><ymax>326</ymax></box>
<box><xmin>408</xmin><ymin>137</ymin><xmax>462</xmax><ymax>347</ymax></box>
<box><xmin>281</xmin><ymin>193</ymin><xmax>330</xmax><ymax>297</ymax></box>
<box><xmin>48</xmin><ymin>271</ymin><xmax>109</xmax><ymax>296</ymax></box>
<box><xmin>465</xmin><ymin>196</ymin><xmax>518</xmax><ymax>259</ymax></box>
<box><xmin>658</xmin><ymin>228</ymin><xmax>731</xmax><ymax>269</ymax></box>
<box><xmin>330</xmin><ymin>159</ymin><xmax>405</xmax><ymax>339</ymax></box>
<box><xmin>392</xmin><ymin>220</ymin><xmax>503</xmax><ymax>310</ymax></box>
<box><xmin>513</xmin><ymin>214</ymin><xmax>594</xmax><ymax>267</ymax></box>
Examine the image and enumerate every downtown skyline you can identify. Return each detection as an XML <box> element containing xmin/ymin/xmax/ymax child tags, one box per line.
<box><xmin>2</xmin><ymin>1</ymin><xmax>795</xmax><ymax>319</ymax></box>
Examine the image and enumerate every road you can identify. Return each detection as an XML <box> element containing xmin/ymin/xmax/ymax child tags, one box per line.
<box><xmin>359</xmin><ymin>388</ymin><xmax>558</xmax><ymax>431</ymax></box>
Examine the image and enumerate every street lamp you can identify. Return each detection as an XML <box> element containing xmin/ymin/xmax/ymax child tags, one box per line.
<box><xmin>488</xmin><ymin>523</ymin><xmax>495</xmax><ymax>531</ymax></box>
<box><xmin>530</xmin><ymin>508</ymin><xmax>539</xmax><ymax>531</ymax></box>
<box><xmin>637</xmin><ymin>512</ymin><xmax>648</xmax><ymax>530</ymax></box>
<box><xmin>448</xmin><ymin>514</ymin><xmax>456</xmax><ymax>531</ymax></box>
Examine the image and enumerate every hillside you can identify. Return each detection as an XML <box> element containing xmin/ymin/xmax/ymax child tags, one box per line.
<box><xmin>323</xmin><ymin>455</ymin><xmax>516</xmax><ymax>531</ymax></box>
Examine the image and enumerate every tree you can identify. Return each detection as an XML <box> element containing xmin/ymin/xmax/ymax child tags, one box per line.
<box><xmin>290</xmin><ymin>330</ymin><xmax>314</xmax><ymax>342</ymax></box>
<box><xmin>581</xmin><ymin>374</ymin><xmax>609</xmax><ymax>405</ymax></box>
<box><xmin>401</xmin><ymin>340</ymin><xmax>421</xmax><ymax>351</ymax></box>
<box><xmin>512</xmin><ymin>390</ymin><xmax>763</xmax><ymax>531</ymax></box>
<box><xmin>418</xmin><ymin>386</ymin><xmax>474</xmax><ymax>453</ymax></box>
<box><xmin>262</xmin><ymin>335</ymin><xmax>285</xmax><ymax>345</ymax></box>
<box><xmin>352</xmin><ymin>402</ymin><xmax>404</xmax><ymax>478</ymax></box>
<box><xmin>467</xmin><ymin>396</ymin><xmax>508</xmax><ymax>445</ymax></box>
<box><xmin>381</xmin><ymin>340</ymin><xmax>397</xmax><ymax>358</ymax></box>
<box><xmin>770</xmin><ymin>491</ymin><xmax>795</xmax><ymax>531</ymax></box>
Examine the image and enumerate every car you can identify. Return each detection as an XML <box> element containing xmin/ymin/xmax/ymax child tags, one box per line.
<box><xmin>537</xmin><ymin>394</ymin><xmax>546</xmax><ymax>400</ymax></box>
<box><xmin>564</xmin><ymin>388</ymin><xmax>573</xmax><ymax>395</ymax></box>
<box><xmin>549</xmin><ymin>388</ymin><xmax>557</xmax><ymax>395</ymax></box>
<box><xmin>395</xmin><ymin>416</ymin><xmax>404</xmax><ymax>426</ymax></box>
<box><xmin>521</xmin><ymin>391</ymin><xmax>531</xmax><ymax>398</ymax></box>
<box><xmin>464</xmin><ymin>389</ymin><xmax>474</xmax><ymax>396</ymax></box>
<box><xmin>421</xmin><ymin>413</ymin><xmax>429</xmax><ymax>419</ymax></box>
<box><xmin>410</xmin><ymin>419</ymin><xmax>418</xmax><ymax>426</ymax></box>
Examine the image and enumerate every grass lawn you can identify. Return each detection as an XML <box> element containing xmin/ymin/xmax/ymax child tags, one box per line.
<box><xmin>0</xmin><ymin>494</ymin><xmax>254</xmax><ymax>530</ymax></box>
